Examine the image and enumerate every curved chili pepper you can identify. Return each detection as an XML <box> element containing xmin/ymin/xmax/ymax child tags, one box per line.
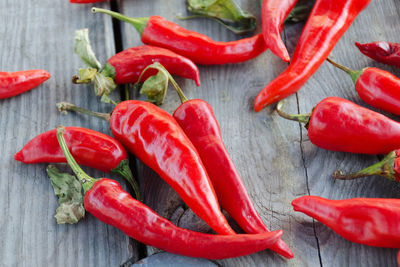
<box><xmin>327</xmin><ymin>58</ymin><xmax>400</xmax><ymax>116</ymax></box>
<box><xmin>0</xmin><ymin>70</ymin><xmax>50</xmax><ymax>99</ymax></box>
<box><xmin>133</xmin><ymin>63</ymin><xmax>294</xmax><ymax>258</ymax></box>
<box><xmin>101</xmin><ymin>45</ymin><xmax>200</xmax><ymax>86</ymax></box>
<box><xmin>254</xmin><ymin>0</ymin><xmax>371</xmax><ymax>111</ymax></box>
<box><xmin>55</xmin><ymin>126</ymin><xmax>283</xmax><ymax>259</ymax></box>
<box><xmin>276</xmin><ymin>97</ymin><xmax>400</xmax><ymax>155</ymax></box>
<box><xmin>356</xmin><ymin>41</ymin><xmax>400</xmax><ymax>68</ymax></box>
<box><xmin>92</xmin><ymin>8</ymin><xmax>267</xmax><ymax>65</ymax></box>
<box><xmin>261</xmin><ymin>0</ymin><xmax>298</xmax><ymax>62</ymax></box>
<box><xmin>292</xmin><ymin>196</ymin><xmax>400</xmax><ymax>248</ymax></box>
<box><xmin>333</xmin><ymin>149</ymin><xmax>400</xmax><ymax>182</ymax></box>
<box><xmin>110</xmin><ymin>100</ymin><xmax>235</xmax><ymax>235</ymax></box>
<box><xmin>14</xmin><ymin>127</ymin><xmax>140</xmax><ymax>200</ymax></box>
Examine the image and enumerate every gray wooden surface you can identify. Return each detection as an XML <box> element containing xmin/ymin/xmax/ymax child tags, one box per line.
<box><xmin>1</xmin><ymin>0</ymin><xmax>399</xmax><ymax>266</ymax></box>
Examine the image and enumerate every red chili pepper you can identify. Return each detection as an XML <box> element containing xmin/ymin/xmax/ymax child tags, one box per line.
<box><xmin>292</xmin><ymin>196</ymin><xmax>400</xmax><ymax>248</ymax></box>
<box><xmin>110</xmin><ymin>100</ymin><xmax>235</xmax><ymax>235</ymax></box>
<box><xmin>276</xmin><ymin>97</ymin><xmax>400</xmax><ymax>155</ymax></box>
<box><xmin>55</xmin><ymin>126</ymin><xmax>283</xmax><ymax>259</ymax></box>
<box><xmin>254</xmin><ymin>0</ymin><xmax>371</xmax><ymax>111</ymax></box>
<box><xmin>134</xmin><ymin>63</ymin><xmax>294</xmax><ymax>258</ymax></box>
<box><xmin>333</xmin><ymin>149</ymin><xmax>400</xmax><ymax>182</ymax></box>
<box><xmin>0</xmin><ymin>70</ymin><xmax>50</xmax><ymax>99</ymax></box>
<box><xmin>356</xmin><ymin>41</ymin><xmax>400</xmax><ymax>68</ymax></box>
<box><xmin>91</xmin><ymin>8</ymin><xmax>267</xmax><ymax>65</ymax></box>
<box><xmin>101</xmin><ymin>45</ymin><xmax>200</xmax><ymax>86</ymax></box>
<box><xmin>14</xmin><ymin>126</ymin><xmax>141</xmax><ymax>200</ymax></box>
<box><xmin>261</xmin><ymin>0</ymin><xmax>298</xmax><ymax>62</ymax></box>
<box><xmin>327</xmin><ymin>58</ymin><xmax>400</xmax><ymax>116</ymax></box>
<box><xmin>397</xmin><ymin>250</ymin><xmax>400</xmax><ymax>267</ymax></box>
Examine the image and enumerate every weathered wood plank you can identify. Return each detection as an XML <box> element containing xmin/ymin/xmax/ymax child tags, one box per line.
<box><xmin>0</xmin><ymin>1</ymin><xmax>137</xmax><ymax>266</ymax></box>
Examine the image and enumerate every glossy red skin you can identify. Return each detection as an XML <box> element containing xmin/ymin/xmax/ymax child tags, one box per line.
<box><xmin>254</xmin><ymin>0</ymin><xmax>371</xmax><ymax>111</ymax></box>
<box><xmin>292</xmin><ymin>196</ymin><xmax>400</xmax><ymax>248</ymax></box>
<box><xmin>355</xmin><ymin>67</ymin><xmax>400</xmax><ymax>116</ymax></box>
<box><xmin>308</xmin><ymin>97</ymin><xmax>400</xmax><ymax>155</ymax></box>
<box><xmin>85</xmin><ymin>179</ymin><xmax>282</xmax><ymax>259</ymax></box>
<box><xmin>397</xmin><ymin>250</ymin><xmax>400</xmax><ymax>267</ymax></box>
<box><xmin>70</xmin><ymin>0</ymin><xmax>105</xmax><ymax>3</ymax></box>
<box><xmin>0</xmin><ymin>70</ymin><xmax>50</xmax><ymax>99</ymax></box>
<box><xmin>173</xmin><ymin>99</ymin><xmax>293</xmax><ymax>259</ymax></box>
<box><xmin>356</xmin><ymin>42</ymin><xmax>400</xmax><ymax>68</ymax></box>
<box><xmin>14</xmin><ymin>127</ymin><xmax>127</xmax><ymax>173</ymax></box>
<box><xmin>107</xmin><ymin>45</ymin><xmax>200</xmax><ymax>86</ymax></box>
<box><xmin>110</xmin><ymin>100</ymin><xmax>235</xmax><ymax>235</ymax></box>
<box><xmin>261</xmin><ymin>0</ymin><xmax>298</xmax><ymax>62</ymax></box>
<box><xmin>141</xmin><ymin>16</ymin><xmax>267</xmax><ymax>65</ymax></box>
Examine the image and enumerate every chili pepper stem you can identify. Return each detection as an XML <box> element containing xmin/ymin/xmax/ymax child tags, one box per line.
<box><xmin>276</xmin><ymin>100</ymin><xmax>311</xmax><ymax>125</ymax></box>
<box><xmin>56</xmin><ymin>126</ymin><xmax>99</xmax><ymax>193</ymax></box>
<box><xmin>138</xmin><ymin>62</ymin><xmax>189</xmax><ymax>103</ymax></box>
<box><xmin>112</xmin><ymin>159</ymin><xmax>142</xmax><ymax>201</ymax></box>
<box><xmin>92</xmin><ymin>8</ymin><xmax>149</xmax><ymax>36</ymax></box>
<box><xmin>56</xmin><ymin>102</ymin><xmax>111</xmax><ymax>122</ymax></box>
<box><xmin>326</xmin><ymin>57</ymin><xmax>363</xmax><ymax>84</ymax></box>
<box><xmin>333</xmin><ymin>151</ymin><xmax>397</xmax><ymax>181</ymax></box>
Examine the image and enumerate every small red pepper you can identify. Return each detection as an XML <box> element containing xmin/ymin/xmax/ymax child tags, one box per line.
<box><xmin>92</xmin><ymin>8</ymin><xmax>267</xmax><ymax>65</ymax></box>
<box><xmin>110</xmin><ymin>100</ymin><xmax>235</xmax><ymax>235</ymax></box>
<box><xmin>292</xmin><ymin>196</ymin><xmax>400</xmax><ymax>248</ymax></box>
<box><xmin>14</xmin><ymin>126</ymin><xmax>140</xmax><ymax>200</ymax></box>
<box><xmin>254</xmin><ymin>0</ymin><xmax>371</xmax><ymax>111</ymax></box>
<box><xmin>327</xmin><ymin>58</ymin><xmax>400</xmax><ymax>116</ymax></box>
<box><xmin>333</xmin><ymin>149</ymin><xmax>400</xmax><ymax>182</ymax></box>
<box><xmin>276</xmin><ymin>97</ymin><xmax>400</xmax><ymax>155</ymax></box>
<box><xmin>356</xmin><ymin>41</ymin><xmax>400</xmax><ymax>68</ymax></box>
<box><xmin>0</xmin><ymin>70</ymin><xmax>50</xmax><ymax>99</ymax></box>
<box><xmin>56</xmin><ymin>126</ymin><xmax>283</xmax><ymax>260</ymax></box>
<box><xmin>261</xmin><ymin>0</ymin><xmax>298</xmax><ymax>62</ymax></box>
<box><xmin>101</xmin><ymin>45</ymin><xmax>200</xmax><ymax>86</ymax></box>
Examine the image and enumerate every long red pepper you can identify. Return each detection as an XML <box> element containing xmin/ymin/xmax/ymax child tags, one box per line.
<box><xmin>138</xmin><ymin>63</ymin><xmax>293</xmax><ymax>258</ymax></box>
<box><xmin>254</xmin><ymin>0</ymin><xmax>371</xmax><ymax>111</ymax></box>
<box><xmin>327</xmin><ymin>58</ymin><xmax>400</xmax><ymax>116</ymax></box>
<box><xmin>101</xmin><ymin>45</ymin><xmax>200</xmax><ymax>86</ymax></box>
<box><xmin>0</xmin><ymin>70</ymin><xmax>50</xmax><ymax>99</ymax></box>
<box><xmin>56</xmin><ymin>126</ymin><xmax>283</xmax><ymax>259</ymax></box>
<box><xmin>356</xmin><ymin>41</ymin><xmax>400</xmax><ymax>68</ymax></box>
<box><xmin>110</xmin><ymin>100</ymin><xmax>235</xmax><ymax>235</ymax></box>
<box><xmin>292</xmin><ymin>196</ymin><xmax>400</xmax><ymax>248</ymax></box>
<box><xmin>91</xmin><ymin>8</ymin><xmax>267</xmax><ymax>65</ymax></box>
<box><xmin>14</xmin><ymin>127</ymin><xmax>141</xmax><ymax>200</ymax></box>
<box><xmin>261</xmin><ymin>0</ymin><xmax>298</xmax><ymax>62</ymax></box>
<box><xmin>276</xmin><ymin>97</ymin><xmax>400</xmax><ymax>155</ymax></box>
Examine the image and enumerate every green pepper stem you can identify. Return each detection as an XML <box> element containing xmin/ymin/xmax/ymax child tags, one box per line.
<box><xmin>326</xmin><ymin>57</ymin><xmax>363</xmax><ymax>84</ymax></box>
<box><xmin>56</xmin><ymin>126</ymin><xmax>99</xmax><ymax>192</ymax></box>
<box><xmin>333</xmin><ymin>151</ymin><xmax>397</xmax><ymax>182</ymax></box>
<box><xmin>137</xmin><ymin>62</ymin><xmax>189</xmax><ymax>103</ymax></box>
<box><xmin>112</xmin><ymin>159</ymin><xmax>142</xmax><ymax>201</ymax></box>
<box><xmin>276</xmin><ymin>100</ymin><xmax>311</xmax><ymax>125</ymax></box>
<box><xmin>56</xmin><ymin>102</ymin><xmax>111</xmax><ymax>122</ymax></box>
<box><xmin>92</xmin><ymin>7</ymin><xmax>149</xmax><ymax>36</ymax></box>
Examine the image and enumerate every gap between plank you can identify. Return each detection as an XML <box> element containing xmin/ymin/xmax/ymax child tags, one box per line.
<box><xmin>109</xmin><ymin>0</ymin><xmax>148</xmax><ymax>263</ymax></box>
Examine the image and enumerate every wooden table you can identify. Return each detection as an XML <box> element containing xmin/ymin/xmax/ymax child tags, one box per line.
<box><xmin>1</xmin><ymin>0</ymin><xmax>399</xmax><ymax>266</ymax></box>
